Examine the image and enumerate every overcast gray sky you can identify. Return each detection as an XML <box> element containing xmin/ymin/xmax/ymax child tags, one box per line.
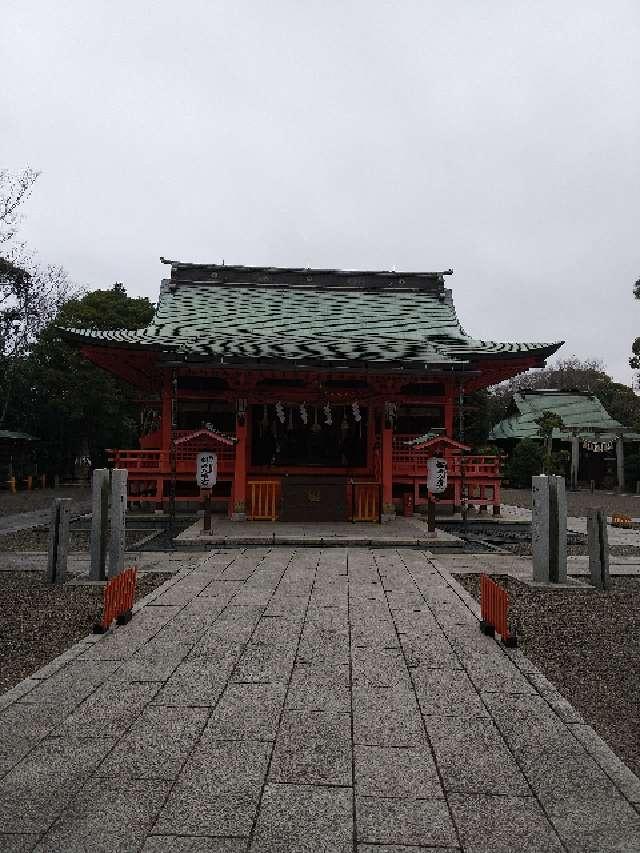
<box><xmin>2</xmin><ymin>1</ymin><xmax>639</xmax><ymax>384</ymax></box>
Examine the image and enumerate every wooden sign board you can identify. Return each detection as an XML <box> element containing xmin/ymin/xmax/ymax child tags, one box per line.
<box><xmin>197</xmin><ymin>452</ymin><xmax>217</xmax><ymax>489</ymax></box>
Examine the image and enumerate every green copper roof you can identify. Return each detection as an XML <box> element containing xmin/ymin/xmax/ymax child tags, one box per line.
<box><xmin>490</xmin><ymin>390</ymin><xmax>640</xmax><ymax>442</ymax></box>
<box><xmin>0</xmin><ymin>430</ymin><xmax>38</xmax><ymax>442</ymax></box>
<box><xmin>63</xmin><ymin>262</ymin><xmax>562</xmax><ymax>371</ymax></box>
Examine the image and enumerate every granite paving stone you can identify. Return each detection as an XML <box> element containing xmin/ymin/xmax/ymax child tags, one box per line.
<box><xmin>232</xmin><ymin>641</ymin><xmax>298</xmax><ymax>682</ymax></box>
<box><xmin>355</xmin><ymin>744</ymin><xmax>443</xmax><ymax>799</ymax></box>
<box><xmin>0</xmin><ymin>835</ymin><xmax>40</xmax><ymax>852</ymax></box>
<box><xmin>357</xmin><ymin>847</ymin><xmax>461</xmax><ymax>853</ymax></box>
<box><xmin>250</xmin><ymin>783</ymin><xmax>353</xmax><ymax>853</ymax></box>
<box><xmin>180</xmin><ymin>738</ymin><xmax>271</xmax><ymax>793</ymax></box>
<box><xmin>269</xmin><ymin>709</ymin><xmax>352</xmax><ymax>785</ymax></box>
<box><xmin>32</xmin><ymin>778</ymin><xmax>171</xmax><ymax>852</ymax></box>
<box><xmin>115</xmin><ymin>640</ymin><xmax>193</xmax><ymax>682</ymax></box>
<box><xmin>0</xmin><ymin>736</ymin><xmax>116</xmax><ymax>832</ymax></box>
<box><xmin>62</xmin><ymin>681</ymin><xmax>159</xmax><ymax>736</ymax></box>
<box><xmin>0</xmin><ymin>702</ymin><xmax>68</xmax><ymax>776</ymax></box>
<box><xmin>397</xmin><ymin>632</ymin><xmax>461</xmax><ymax>669</ymax></box>
<box><xmin>544</xmin><ymin>789</ymin><xmax>640</xmax><ymax>852</ymax></box>
<box><xmin>155</xmin><ymin>785</ymin><xmax>259</xmax><ymax>836</ymax></box>
<box><xmin>411</xmin><ymin>667</ymin><xmax>489</xmax><ymax>717</ymax></box>
<box><xmin>153</xmin><ymin>660</ymin><xmax>228</xmax><ymax>706</ymax></box>
<box><xmin>142</xmin><ymin>839</ymin><xmax>249</xmax><ymax>853</ymax></box>
<box><xmin>97</xmin><ymin>705</ymin><xmax>209</xmax><ymax>779</ymax></box>
<box><xmin>351</xmin><ymin>646</ymin><xmax>412</xmax><ymax>688</ymax></box>
<box><xmin>448</xmin><ymin>793</ymin><xmax>564</xmax><ymax>852</ymax></box>
<box><xmin>353</xmin><ymin>687</ymin><xmax>427</xmax><ymax>747</ymax></box>
<box><xmin>356</xmin><ymin>796</ymin><xmax>456</xmax><ymax>847</ymax></box>
<box><xmin>18</xmin><ymin>660</ymin><xmax>120</xmax><ymax>711</ymax></box>
<box><xmin>206</xmin><ymin>681</ymin><xmax>287</xmax><ymax>741</ymax></box>
<box><xmin>425</xmin><ymin>715</ymin><xmax>530</xmax><ymax>795</ymax></box>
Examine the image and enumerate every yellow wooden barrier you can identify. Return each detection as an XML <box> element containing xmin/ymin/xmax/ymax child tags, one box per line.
<box><xmin>353</xmin><ymin>483</ymin><xmax>380</xmax><ymax>522</ymax></box>
<box><xmin>248</xmin><ymin>480</ymin><xmax>280</xmax><ymax>521</ymax></box>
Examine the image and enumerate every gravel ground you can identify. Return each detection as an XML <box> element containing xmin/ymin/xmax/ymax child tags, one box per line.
<box><xmin>0</xmin><ymin>527</ymin><xmax>156</xmax><ymax>553</ymax></box>
<box><xmin>500</xmin><ymin>541</ymin><xmax>640</xmax><ymax>558</ymax></box>
<box><xmin>456</xmin><ymin>572</ymin><xmax>640</xmax><ymax>780</ymax></box>
<box><xmin>0</xmin><ymin>571</ymin><xmax>173</xmax><ymax>694</ymax></box>
<box><xmin>0</xmin><ymin>487</ymin><xmax>91</xmax><ymax>517</ymax></box>
<box><xmin>502</xmin><ymin>487</ymin><xmax>640</xmax><ymax>516</ymax></box>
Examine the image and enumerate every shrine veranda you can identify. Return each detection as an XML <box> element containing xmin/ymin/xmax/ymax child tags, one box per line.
<box><xmin>63</xmin><ymin>262</ymin><xmax>562</xmax><ymax>521</ymax></box>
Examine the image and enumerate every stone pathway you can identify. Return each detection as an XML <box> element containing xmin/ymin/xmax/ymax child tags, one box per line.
<box><xmin>1</xmin><ymin>548</ymin><xmax>640</xmax><ymax>852</ymax></box>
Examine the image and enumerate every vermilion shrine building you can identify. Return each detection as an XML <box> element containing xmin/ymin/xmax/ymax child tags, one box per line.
<box><xmin>65</xmin><ymin>261</ymin><xmax>562</xmax><ymax>521</ymax></box>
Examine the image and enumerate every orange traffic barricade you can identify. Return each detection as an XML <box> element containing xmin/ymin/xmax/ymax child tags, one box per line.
<box><xmin>93</xmin><ymin>567</ymin><xmax>137</xmax><ymax>633</ymax></box>
<box><xmin>479</xmin><ymin>574</ymin><xmax>517</xmax><ymax>648</ymax></box>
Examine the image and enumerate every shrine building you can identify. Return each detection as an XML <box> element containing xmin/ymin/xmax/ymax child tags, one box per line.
<box><xmin>63</xmin><ymin>261</ymin><xmax>562</xmax><ymax>521</ymax></box>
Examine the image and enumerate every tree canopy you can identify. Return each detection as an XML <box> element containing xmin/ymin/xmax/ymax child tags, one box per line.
<box><xmin>7</xmin><ymin>284</ymin><xmax>155</xmax><ymax>475</ymax></box>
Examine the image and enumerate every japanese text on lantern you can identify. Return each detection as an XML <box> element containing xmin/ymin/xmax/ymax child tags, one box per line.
<box><xmin>197</xmin><ymin>453</ymin><xmax>217</xmax><ymax>489</ymax></box>
<box><xmin>427</xmin><ymin>458</ymin><xmax>448</xmax><ymax>494</ymax></box>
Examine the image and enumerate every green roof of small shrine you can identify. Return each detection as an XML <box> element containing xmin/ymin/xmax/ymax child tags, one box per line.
<box><xmin>489</xmin><ymin>390</ymin><xmax>640</xmax><ymax>442</ymax></box>
<box><xmin>62</xmin><ymin>262</ymin><xmax>562</xmax><ymax>371</ymax></box>
<box><xmin>0</xmin><ymin>430</ymin><xmax>38</xmax><ymax>442</ymax></box>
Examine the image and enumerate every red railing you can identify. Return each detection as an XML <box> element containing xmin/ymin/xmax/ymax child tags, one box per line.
<box><xmin>93</xmin><ymin>567</ymin><xmax>137</xmax><ymax>633</ymax></box>
<box><xmin>480</xmin><ymin>574</ymin><xmax>517</xmax><ymax>647</ymax></box>
<box><xmin>108</xmin><ymin>446</ymin><xmax>235</xmax><ymax>475</ymax></box>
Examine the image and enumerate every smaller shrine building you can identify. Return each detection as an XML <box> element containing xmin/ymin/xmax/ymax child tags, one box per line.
<box><xmin>490</xmin><ymin>389</ymin><xmax>640</xmax><ymax>490</ymax></box>
<box><xmin>64</xmin><ymin>261</ymin><xmax>562</xmax><ymax>520</ymax></box>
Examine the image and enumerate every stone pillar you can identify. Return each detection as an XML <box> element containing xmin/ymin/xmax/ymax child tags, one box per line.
<box><xmin>232</xmin><ymin>415</ymin><xmax>247</xmax><ymax>521</ymax></box>
<box><xmin>89</xmin><ymin>468</ymin><xmax>110</xmax><ymax>581</ymax></box>
<box><xmin>570</xmin><ymin>434</ymin><xmax>580</xmax><ymax>491</ymax></box>
<box><xmin>381</xmin><ymin>422</ymin><xmax>395</xmax><ymax>522</ymax></box>
<box><xmin>532</xmin><ymin>475</ymin><xmax>567</xmax><ymax>584</ymax></box>
<box><xmin>47</xmin><ymin>498</ymin><xmax>71</xmax><ymax>585</ymax></box>
<box><xmin>616</xmin><ymin>435</ymin><xmax>625</xmax><ymax>492</ymax></box>
<box><xmin>108</xmin><ymin>469</ymin><xmax>128</xmax><ymax>577</ymax></box>
<box><xmin>588</xmin><ymin>509</ymin><xmax>610</xmax><ymax>590</ymax></box>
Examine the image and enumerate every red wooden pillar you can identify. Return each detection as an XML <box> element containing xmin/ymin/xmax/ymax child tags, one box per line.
<box><xmin>444</xmin><ymin>385</ymin><xmax>454</xmax><ymax>438</ymax></box>
<box><xmin>160</xmin><ymin>372</ymin><xmax>172</xmax><ymax>452</ymax></box>
<box><xmin>382</xmin><ymin>405</ymin><xmax>394</xmax><ymax>519</ymax></box>
<box><xmin>232</xmin><ymin>400</ymin><xmax>248</xmax><ymax>520</ymax></box>
<box><xmin>159</xmin><ymin>372</ymin><xmax>173</xmax><ymax>508</ymax></box>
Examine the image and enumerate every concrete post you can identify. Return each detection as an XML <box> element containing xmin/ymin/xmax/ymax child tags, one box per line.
<box><xmin>570</xmin><ymin>434</ymin><xmax>580</xmax><ymax>491</ymax></box>
<box><xmin>532</xmin><ymin>475</ymin><xmax>567</xmax><ymax>584</ymax></box>
<box><xmin>550</xmin><ymin>475</ymin><xmax>567</xmax><ymax>583</ymax></box>
<box><xmin>588</xmin><ymin>509</ymin><xmax>610</xmax><ymax>590</ymax></box>
<box><xmin>108</xmin><ymin>468</ymin><xmax>127</xmax><ymax>577</ymax></box>
<box><xmin>89</xmin><ymin>468</ymin><xmax>110</xmax><ymax>581</ymax></box>
<box><xmin>47</xmin><ymin>498</ymin><xmax>71</xmax><ymax>584</ymax></box>
<box><xmin>616</xmin><ymin>435</ymin><xmax>625</xmax><ymax>492</ymax></box>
